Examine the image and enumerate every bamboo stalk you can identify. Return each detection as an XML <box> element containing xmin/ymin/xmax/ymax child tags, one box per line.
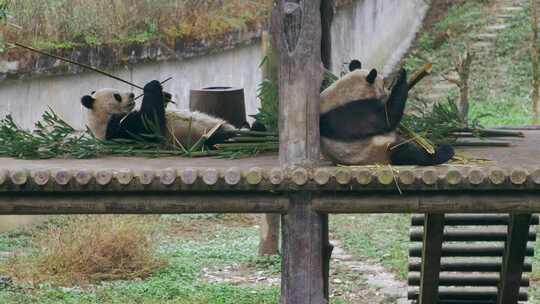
<box><xmin>408</xmin><ymin>63</ymin><xmax>433</xmax><ymax>90</ymax></box>
<box><xmin>454</xmin><ymin>141</ymin><xmax>512</xmax><ymax>147</ymax></box>
<box><xmin>225</xmin><ymin>137</ymin><xmax>279</xmax><ymax>143</ymax></box>
<box><xmin>12</xmin><ymin>42</ymin><xmax>144</xmax><ymax>90</ymax></box>
<box><xmin>215</xmin><ymin>142</ymin><xmax>279</xmax><ymax>149</ymax></box>
<box><xmin>222</xmin><ymin>130</ymin><xmax>278</xmax><ymax>137</ymax></box>
<box><xmin>460</xmin><ymin>128</ymin><xmax>525</xmax><ymax>138</ymax></box>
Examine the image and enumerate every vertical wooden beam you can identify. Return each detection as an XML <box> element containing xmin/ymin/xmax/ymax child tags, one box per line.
<box><xmin>272</xmin><ymin>1</ymin><xmax>326</xmax><ymax>303</ymax></box>
<box><xmin>497</xmin><ymin>213</ymin><xmax>532</xmax><ymax>304</ymax></box>
<box><xmin>419</xmin><ymin>213</ymin><xmax>445</xmax><ymax>304</ymax></box>
<box><xmin>258</xmin><ymin>31</ymin><xmax>280</xmax><ymax>256</ymax></box>
<box><xmin>321</xmin><ymin>0</ymin><xmax>334</xmax><ymax>70</ymax></box>
<box><xmin>272</xmin><ymin>0</ymin><xmax>323</xmax><ymax>166</ymax></box>
<box><xmin>259</xmin><ymin>213</ymin><xmax>280</xmax><ymax>255</ymax></box>
<box><xmin>281</xmin><ymin>192</ymin><xmax>326</xmax><ymax>304</ymax></box>
<box><xmin>320</xmin><ymin>0</ymin><xmax>335</xmax><ymax>299</ymax></box>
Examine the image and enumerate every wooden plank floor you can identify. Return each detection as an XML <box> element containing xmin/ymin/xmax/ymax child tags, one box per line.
<box><xmin>0</xmin><ymin>130</ymin><xmax>535</xmax><ymax>171</ymax></box>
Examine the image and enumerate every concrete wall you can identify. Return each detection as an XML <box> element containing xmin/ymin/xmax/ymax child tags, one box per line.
<box><xmin>331</xmin><ymin>0</ymin><xmax>429</xmax><ymax>75</ymax></box>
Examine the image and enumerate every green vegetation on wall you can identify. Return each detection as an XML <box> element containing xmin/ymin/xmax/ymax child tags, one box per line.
<box><xmin>3</xmin><ymin>0</ymin><xmax>270</xmax><ymax>50</ymax></box>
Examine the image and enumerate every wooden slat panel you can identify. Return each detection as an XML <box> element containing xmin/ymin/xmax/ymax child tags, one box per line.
<box><xmin>409</xmin><ymin>244</ymin><xmax>534</xmax><ymax>257</ymax></box>
<box><xmin>409</xmin><ymin>261</ymin><xmax>533</xmax><ymax>273</ymax></box>
<box><xmin>409</xmin><ymin>273</ymin><xmax>529</xmax><ymax>287</ymax></box>
<box><xmin>419</xmin><ymin>213</ymin><xmax>445</xmax><ymax>304</ymax></box>
<box><xmin>412</xmin><ymin>214</ymin><xmax>539</xmax><ymax>226</ymax></box>
<box><xmin>409</xmin><ymin>288</ymin><xmax>528</xmax><ymax>301</ymax></box>
<box><xmin>497</xmin><ymin>214</ymin><xmax>533</xmax><ymax>304</ymax></box>
<box><xmin>410</xmin><ymin>229</ymin><xmax>536</xmax><ymax>242</ymax></box>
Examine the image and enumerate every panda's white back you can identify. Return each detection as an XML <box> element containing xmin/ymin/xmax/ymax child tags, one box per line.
<box><xmin>320</xmin><ymin>68</ymin><xmax>386</xmax><ymax>114</ymax></box>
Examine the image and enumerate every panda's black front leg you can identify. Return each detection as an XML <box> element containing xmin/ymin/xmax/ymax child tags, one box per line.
<box><xmin>391</xmin><ymin>141</ymin><xmax>455</xmax><ymax>166</ymax></box>
<box><xmin>139</xmin><ymin>80</ymin><xmax>167</xmax><ymax>134</ymax></box>
<box><xmin>385</xmin><ymin>69</ymin><xmax>408</xmax><ymax>130</ymax></box>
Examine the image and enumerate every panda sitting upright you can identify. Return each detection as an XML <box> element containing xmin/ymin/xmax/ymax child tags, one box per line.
<box><xmin>320</xmin><ymin>60</ymin><xmax>454</xmax><ymax>166</ymax></box>
<box><xmin>81</xmin><ymin>80</ymin><xmax>237</xmax><ymax>148</ymax></box>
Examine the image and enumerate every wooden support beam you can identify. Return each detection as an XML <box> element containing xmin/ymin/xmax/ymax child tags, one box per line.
<box><xmin>281</xmin><ymin>192</ymin><xmax>326</xmax><ymax>304</ymax></box>
<box><xmin>272</xmin><ymin>0</ymin><xmax>326</xmax><ymax>301</ymax></box>
<box><xmin>272</xmin><ymin>0</ymin><xmax>327</xmax><ymax>302</ymax></box>
<box><xmin>259</xmin><ymin>213</ymin><xmax>280</xmax><ymax>255</ymax></box>
<box><xmin>321</xmin><ymin>0</ymin><xmax>334</xmax><ymax>70</ymax></box>
<box><xmin>419</xmin><ymin>213</ymin><xmax>444</xmax><ymax>304</ymax></box>
<box><xmin>272</xmin><ymin>0</ymin><xmax>323</xmax><ymax>166</ymax></box>
<box><xmin>258</xmin><ymin>31</ymin><xmax>281</xmax><ymax>257</ymax></box>
<box><xmin>497</xmin><ymin>213</ymin><xmax>533</xmax><ymax>304</ymax></box>
<box><xmin>320</xmin><ymin>0</ymin><xmax>335</xmax><ymax>299</ymax></box>
<box><xmin>0</xmin><ymin>193</ymin><xmax>288</xmax><ymax>214</ymax></box>
<box><xmin>313</xmin><ymin>193</ymin><xmax>540</xmax><ymax>213</ymax></box>
<box><xmin>412</xmin><ymin>214</ymin><xmax>540</xmax><ymax>226</ymax></box>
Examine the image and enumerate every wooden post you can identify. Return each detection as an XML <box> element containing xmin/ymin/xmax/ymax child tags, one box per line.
<box><xmin>419</xmin><ymin>213</ymin><xmax>445</xmax><ymax>304</ymax></box>
<box><xmin>321</xmin><ymin>0</ymin><xmax>334</xmax><ymax>71</ymax></box>
<box><xmin>281</xmin><ymin>192</ymin><xmax>326</xmax><ymax>304</ymax></box>
<box><xmin>320</xmin><ymin>0</ymin><xmax>335</xmax><ymax>299</ymax></box>
<box><xmin>272</xmin><ymin>0</ymin><xmax>326</xmax><ymax>303</ymax></box>
<box><xmin>258</xmin><ymin>31</ymin><xmax>281</xmax><ymax>256</ymax></box>
<box><xmin>497</xmin><ymin>213</ymin><xmax>532</xmax><ymax>304</ymax></box>
<box><xmin>272</xmin><ymin>0</ymin><xmax>323</xmax><ymax>166</ymax></box>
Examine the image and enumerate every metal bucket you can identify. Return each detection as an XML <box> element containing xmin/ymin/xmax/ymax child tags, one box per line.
<box><xmin>189</xmin><ymin>87</ymin><xmax>247</xmax><ymax>128</ymax></box>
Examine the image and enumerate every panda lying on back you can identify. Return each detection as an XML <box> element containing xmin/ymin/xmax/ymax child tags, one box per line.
<box><xmin>81</xmin><ymin>80</ymin><xmax>237</xmax><ymax>147</ymax></box>
<box><xmin>320</xmin><ymin>60</ymin><xmax>454</xmax><ymax>166</ymax></box>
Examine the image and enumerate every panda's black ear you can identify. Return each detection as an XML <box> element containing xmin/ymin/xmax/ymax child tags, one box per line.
<box><xmin>81</xmin><ymin>95</ymin><xmax>95</xmax><ymax>109</ymax></box>
<box><xmin>349</xmin><ymin>60</ymin><xmax>362</xmax><ymax>71</ymax></box>
<box><xmin>366</xmin><ymin>69</ymin><xmax>378</xmax><ymax>84</ymax></box>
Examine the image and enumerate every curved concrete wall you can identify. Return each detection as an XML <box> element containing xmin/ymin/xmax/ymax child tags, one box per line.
<box><xmin>331</xmin><ymin>0</ymin><xmax>429</xmax><ymax>75</ymax></box>
<box><xmin>0</xmin><ymin>0</ymin><xmax>428</xmax><ymax>130</ymax></box>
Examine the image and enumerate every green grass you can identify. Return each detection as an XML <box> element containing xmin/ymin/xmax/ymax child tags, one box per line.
<box><xmin>405</xmin><ymin>0</ymin><xmax>535</xmax><ymax>127</ymax></box>
<box><xmin>330</xmin><ymin>215</ymin><xmax>410</xmax><ymax>280</ymax></box>
<box><xmin>0</xmin><ymin>215</ymin><xmax>279</xmax><ymax>304</ymax></box>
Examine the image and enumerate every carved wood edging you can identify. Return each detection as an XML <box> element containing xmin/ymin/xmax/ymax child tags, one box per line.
<box><xmin>0</xmin><ymin>165</ymin><xmax>538</xmax><ymax>191</ymax></box>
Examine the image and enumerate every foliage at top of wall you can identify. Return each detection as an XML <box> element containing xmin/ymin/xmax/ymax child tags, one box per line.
<box><xmin>2</xmin><ymin>0</ymin><xmax>271</xmax><ymax>50</ymax></box>
<box><xmin>2</xmin><ymin>0</ymin><xmax>356</xmax><ymax>52</ymax></box>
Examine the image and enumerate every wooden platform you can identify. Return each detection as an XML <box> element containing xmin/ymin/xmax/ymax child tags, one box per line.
<box><xmin>0</xmin><ymin>131</ymin><xmax>537</xmax><ymax>215</ymax></box>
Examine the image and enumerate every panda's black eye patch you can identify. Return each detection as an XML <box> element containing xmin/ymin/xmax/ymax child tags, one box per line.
<box><xmin>114</xmin><ymin>93</ymin><xmax>122</xmax><ymax>102</ymax></box>
<box><xmin>91</xmin><ymin>91</ymin><xmax>96</xmax><ymax>95</ymax></box>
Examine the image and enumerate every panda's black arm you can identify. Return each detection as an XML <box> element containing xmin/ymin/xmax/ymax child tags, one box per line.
<box><xmin>384</xmin><ymin>69</ymin><xmax>408</xmax><ymax>130</ymax></box>
<box><xmin>106</xmin><ymin>114</ymin><xmax>132</xmax><ymax>140</ymax></box>
<box><xmin>320</xmin><ymin>99</ymin><xmax>391</xmax><ymax>140</ymax></box>
<box><xmin>139</xmin><ymin>80</ymin><xmax>166</xmax><ymax>134</ymax></box>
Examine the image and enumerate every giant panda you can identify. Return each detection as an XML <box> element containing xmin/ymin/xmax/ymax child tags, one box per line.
<box><xmin>320</xmin><ymin>60</ymin><xmax>454</xmax><ymax>166</ymax></box>
<box><xmin>81</xmin><ymin>80</ymin><xmax>238</xmax><ymax>148</ymax></box>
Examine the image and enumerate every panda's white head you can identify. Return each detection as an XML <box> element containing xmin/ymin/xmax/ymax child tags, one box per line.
<box><xmin>81</xmin><ymin>89</ymin><xmax>136</xmax><ymax>139</ymax></box>
<box><xmin>81</xmin><ymin>88</ymin><xmax>136</xmax><ymax>115</ymax></box>
<box><xmin>321</xmin><ymin>60</ymin><xmax>387</xmax><ymax>113</ymax></box>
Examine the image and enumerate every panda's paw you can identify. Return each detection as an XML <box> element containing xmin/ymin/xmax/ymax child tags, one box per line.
<box><xmin>144</xmin><ymin>80</ymin><xmax>163</xmax><ymax>94</ymax></box>
<box><xmin>434</xmin><ymin>144</ymin><xmax>455</xmax><ymax>164</ymax></box>
<box><xmin>397</xmin><ymin>68</ymin><xmax>407</xmax><ymax>83</ymax></box>
<box><xmin>250</xmin><ymin>120</ymin><xmax>267</xmax><ymax>132</ymax></box>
